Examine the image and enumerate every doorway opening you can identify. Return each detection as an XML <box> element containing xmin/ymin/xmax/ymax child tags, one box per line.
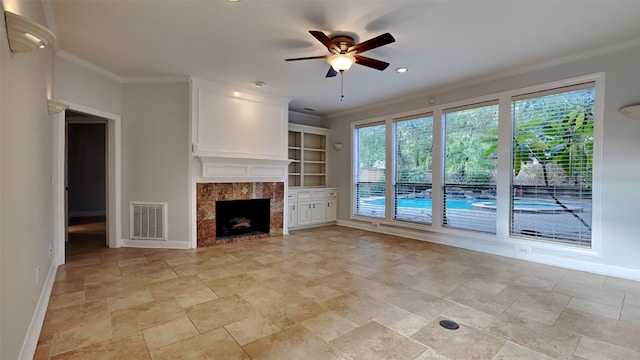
<box><xmin>65</xmin><ymin>111</ymin><xmax>108</xmax><ymax>259</ymax></box>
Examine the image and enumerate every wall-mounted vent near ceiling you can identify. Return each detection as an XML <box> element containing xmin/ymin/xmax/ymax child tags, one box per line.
<box><xmin>130</xmin><ymin>202</ymin><xmax>167</xmax><ymax>240</ymax></box>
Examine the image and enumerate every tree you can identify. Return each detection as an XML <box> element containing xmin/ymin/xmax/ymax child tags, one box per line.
<box><xmin>485</xmin><ymin>88</ymin><xmax>595</xmax><ymax>231</ymax></box>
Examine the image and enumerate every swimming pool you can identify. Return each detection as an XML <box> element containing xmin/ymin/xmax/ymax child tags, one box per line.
<box><xmin>366</xmin><ymin>198</ymin><xmax>586</xmax><ymax>213</ymax></box>
<box><xmin>366</xmin><ymin>198</ymin><xmax>475</xmax><ymax>210</ymax></box>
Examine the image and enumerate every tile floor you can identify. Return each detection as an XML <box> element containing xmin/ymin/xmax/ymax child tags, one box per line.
<box><xmin>35</xmin><ymin>226</ymin><xmax>640</xmax><ymax>359</ymax></box>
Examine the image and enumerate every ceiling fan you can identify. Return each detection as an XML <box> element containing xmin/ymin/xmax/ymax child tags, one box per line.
<box><xmin>285</xmin><ymin>30</ymin><xmax>396</xmax><ymax>77</ymax></box>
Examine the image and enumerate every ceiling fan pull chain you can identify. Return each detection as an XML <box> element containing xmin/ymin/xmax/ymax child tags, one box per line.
<box><xmin>340</xmin><ymin>70</ymin><xmax>345</xmax><ymax>102</ymax></box>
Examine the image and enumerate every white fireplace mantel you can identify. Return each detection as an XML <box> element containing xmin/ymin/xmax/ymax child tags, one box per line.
<box><xmin>197</xmin><ymin>155</ymin><xmax>290</xmax><ymax>183</ymax></box>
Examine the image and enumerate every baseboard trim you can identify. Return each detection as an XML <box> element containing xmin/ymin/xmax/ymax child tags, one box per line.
<box><xmin>121</xmin><ymin>239</ymin><xmax>191</xmax><ymax>249</ymax></box>
<box><xmin>336</xmin><ymin>219</ymin><xmax>640</xmax><ymax>281</ymax></box>
<box><xmin>18</xmin><ymin>260</ymin><xmax>58</xmax><ymax>360</ymax></box>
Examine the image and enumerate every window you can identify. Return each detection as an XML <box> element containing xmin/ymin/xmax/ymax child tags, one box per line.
<box><xmin>354</xmin><ymin>122</ymin><xmax>386</xmax><ymax>218</ymax></box>
<box><xmin>443</xmin><ymin>102</ymin><xmax>499</xmax><ymax>233</ymax></box>
<box><xmin>349</xmin><ymin>75</ymin><xmax>600</xmax><ymax>249</ymax></box>
<box><xmin>393</xmin><ymin>114</ymin><xmax>433</xmax><ymax>224</ymax></box>
<box><xmin>511</xmin><ymin>83</ymin><xmax>595</xmax><ymax>245</ymax></box>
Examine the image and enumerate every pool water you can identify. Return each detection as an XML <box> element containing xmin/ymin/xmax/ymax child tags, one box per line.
<box><xmin>366</xmin><ymin>198</ymin><xmax>586</xmax><ymax>212</ymax></box>
<box><xmin>367</xmin><ymin>198</ymin><xmax>475</xmax><ymax>210</ymax></box>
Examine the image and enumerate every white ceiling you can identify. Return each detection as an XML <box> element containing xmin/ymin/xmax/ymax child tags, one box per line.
<box><xmin>47</xmin><ymin>1</ymin><xmax>640</xmax><ymax>116</ymax></box>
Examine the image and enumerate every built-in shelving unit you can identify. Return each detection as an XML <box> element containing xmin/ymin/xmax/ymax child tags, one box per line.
<box><xmin>288</xmin><ymin>124</ymin><xmax>330</xmax><ymax>187</ymax></box>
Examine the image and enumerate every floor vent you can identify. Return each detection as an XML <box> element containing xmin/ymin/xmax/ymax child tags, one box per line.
<box><xmin>130</xmin><ymin>202</ymin><xmax>167</xmax><ymax>240</ymax></box>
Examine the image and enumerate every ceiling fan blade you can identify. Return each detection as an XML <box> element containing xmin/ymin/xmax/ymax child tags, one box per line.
<box><xmin>309</xmin><ymin>30</ymin><xmax>338</xmax><ymax>53</ymax></box>
<box><xmin>354</xmin><ymin>55</ymin><xmax>390</xmax><ymax>71</ymax></box>
<box><xmin>326</xmin><ymin>66</ymin><xmax>337</xmax><ymax>78</ymax></box>
<box><xmin>285</xmin><ymin>55</ymin><xmax>329</xmax><ymax>61</ymax></box>
<box><xmin>349</xmin><ymin>32</ymin><xmax>395</xmax><ymax>54</ymax></box>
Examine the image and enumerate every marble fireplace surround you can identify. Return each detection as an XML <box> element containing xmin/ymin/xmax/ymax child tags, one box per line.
<box><xmin>196</xmin><ymin>182</ymin><xmax>284</xmax><ymax>247</ymax></box>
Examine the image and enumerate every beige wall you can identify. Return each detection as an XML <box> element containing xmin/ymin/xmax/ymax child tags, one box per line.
<box><xmin>0</xmin><ymin>2</ymin><xmax>56</xmax><ymax>358</ymax></box>
<box><xmin>326</xmin><ymin>44</ymin><xmax>640</xmax><ymax>276</ymax></box>
<box><xmin>121</xmin><ymin>82</ymin><xmax>190</xmax><ymax>242</ymax></box>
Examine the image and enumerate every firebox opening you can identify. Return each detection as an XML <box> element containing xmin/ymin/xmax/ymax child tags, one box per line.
<box><xmin>215</xmin><ymin>198</ymin><xmax>270</xmax><ymax>240</ymax></box>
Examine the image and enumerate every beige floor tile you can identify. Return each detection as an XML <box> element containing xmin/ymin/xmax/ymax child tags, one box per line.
<box><xmin>487</xmin><ymin>311</ymin><xmax>581</xmax><ymax>359</ymax></box>
<box><xmin>574</xmin><ymin>336</ymin><xmax>640</xmax><ymax>360</ymax></box>
<box><xmin>148</xmin><ymin>275</ymin><xmax>209</xmax><ymax>300</ymax></box>
<box><xmin>36</xmin><ymin>226</ymin><xmax>640</xmax><ymax>359</ymax></box>
<box><xmin>374</xmin><ymin>307</ymin><xmax>430</xmax><ymax>337</ymax></box>
<box><xmin>107</xmin><ymin>289</ymin><xmax>154</xmax><ymax>312</ymax></box>
<box><xmin>567</xmin><ymin>297</ymin><xmax>621</xmax><ymax>320</ymax></box>
<box><xmin>298</xmin><ymin>284</ymin><xmax>343</xmax><ymax>303</ymax></box>
<box><xmin>381</xmin><ymin>289</ymin><xmax>456</xmax><ymax>322</ymax></box>
<box><xmin>174</xmin><ymin>287</ymin><xmax>218</xmax><ymax>308</ymax></box>
<box><xmin>252</xmin><ymin>292</ymin><xmax>327</xmax><ymax>328</ymax></box>
<box><xmin>111</xmin><ymin>298</ymin><xmax>184</xmax><ymax>338</ymax></box>
<box><xmin>47</xmin><ymin>291</ymin><xmax>85</xmax><ymax>311</ymax></box>
<box><xmin>40</xmin><ymin>300</ymin><xmax>111</xmax><ymax>341</ymax></box>
<box><xmin>493</xmin><ymin>341</ymin><xmax>554</xmax><ymax>360</ymax></box>
<box><xmin>224</xmin><ymin>315</ymin><xmax>280</xmax><ymax>345</ymax></box>
<box><xmin>464</xmin><ymin>276</ymin><xmax>511</xmax><ymax>294</ymax></box>
<box><xmin>50</xmin><ymin>333</ymin><xmax>150</xmax><ymax>360</ymax></box>
<box><xmin>50</xmin><ymin>317</ymin><xmax>113</xmax><ymax>356</ymax></box>
<box><xmin>301</xmin><ymin>311</ymin><xmax>360</xmax><ymax>342</ymax></box>
<box><xmin>621</xmin><ymin>300</ymin><xmax>640</xmax><ymax>322</ymax></box>
<box><xmin>443</xmin><ymin>284</ymin><xmax>514</xmax><ymax>316</ymax></box>
<box><xmin>186</xmin><ymin>295</ymin><xmax>255</xmax><ymax>332</ymax></box>
<box><xmin>553</xmin><ymin>279</ymin><xmax>625</xmax><ymax>308</ymax></box>
<box><xmin>322</xmin><ymin>293</ymin><xmax>392</xmax><ymax>325</ymax></box>
<box><xmin>331</xmin><ymin>321</ymin><xmax>426</xmax><ymax>360</ymax></box>
<box><xmin>603</xmin><ymin>277</ymin><xmax>640</xmax><ymax>297</ymax></box>
<box><xmin>556</xmin><ymin>308</ymin><xmax>640</xmax><ymax>352</ymax></box>
<box><xmin>150</xmin><ymin>328</ymin><xmax>249</xmax><ymax>360</ymax></box>
<box><xmin>412</xmin><ymin>317</ymin><xmax>506</xmax><ymax>360</ymax></box>
<box><xmin>440</xmin><ymin>303</ymin><xmax>496</xmax><ymax>331</ymax></box>
<box><xmin>243</xmin><ymin>324</ymin><xmax>350</xmax><ymax>360</ymax></box>
<box><xmin>142</xmin><ymin>315</ymin><xmax>199</xmax><ymax>350</ymax></box>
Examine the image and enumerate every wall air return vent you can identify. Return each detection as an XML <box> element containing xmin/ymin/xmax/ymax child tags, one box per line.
<box><xmin>130</xmin><ymin>202</ymin><xmax>167</xmax><ymax>240</ymax></box>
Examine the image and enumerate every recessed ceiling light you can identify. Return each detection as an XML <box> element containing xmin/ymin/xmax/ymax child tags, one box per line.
<box><xmin>252</xmin><ymin>81</ymin><xmax>266</xmax><ymax>88</ymax></box>
<box><xmin>396</xmin><ymin>67</ymin><xmax>409</xmax><ymax>74</ymax></box>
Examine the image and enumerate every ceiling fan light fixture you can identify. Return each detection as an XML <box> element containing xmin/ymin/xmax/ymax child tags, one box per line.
<box><xmin>327</xmin><ymin>54</ymin><xmax>356</xmax><ymax>72</ymax></box>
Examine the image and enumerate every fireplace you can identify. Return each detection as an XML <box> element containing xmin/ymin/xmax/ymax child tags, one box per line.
<box><xmin>196</xmin><ymin>182</ymin><xmax>284</xmax><ymax>247</ymax></box>
<box><xmin>216</xmin><ymin>199</ymin><xmax>270</xmax><ymax>240</ymax></box>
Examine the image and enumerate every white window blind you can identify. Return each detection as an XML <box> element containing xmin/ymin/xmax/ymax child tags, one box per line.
<box><xmin>354</xmin><ymin>122</ymin><xmax>386</xmax><ymax>218</ymax></box>
<box><xmin>443</xmin><ymin>102</ymin><xmax>499</xmax><ymax>233</ymax></box>
<box><xmin>393</xmin><ymin>114</ymin><xmax>433</xmax><ymax>224</ymax></box>
<box><xmin>511</xmin><ymin>83</ymin><xmax>595</xmax><ymax>245</ymax></box>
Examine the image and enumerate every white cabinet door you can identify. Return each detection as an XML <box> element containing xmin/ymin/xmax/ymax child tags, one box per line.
<box><xmin>310</xmin><ymin>201</ymin><xmax>325</xmax><ymax>224</ymax></box>
<box><xmin>326</xmin><ymin>198</ymin><xmax>337</xmax><ymax>222</ymax></box>
<box><xmin>297</xmin><ymin>200</ymin><xmax>313</xmax><ymax>226</ymax></box>
<box><xmin>287</xmin><ymin>202</ymin><xmax>298</xmax><ymax>228</ymax></box>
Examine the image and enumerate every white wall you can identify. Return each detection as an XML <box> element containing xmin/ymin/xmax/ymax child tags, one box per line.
<box><xmin>0</xmin><ymin>2</ymin><xmax>56</xmax><ymax>359</ymax></box>
<box><xmin>121</xmin><ymin>82</ymin><xmax>190</xmax><ymax>245</ymax></box>
<box><xmin>54</xmin><ymin>54</ymin><xmax>122</xmax><ymax>115</ymax></box>
<box><xmin>326</xmin><ymin>44</ymin><xmax>640</xmax><ymax>279</ymax></box>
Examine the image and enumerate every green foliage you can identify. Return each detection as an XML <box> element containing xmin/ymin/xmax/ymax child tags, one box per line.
<box><xmin>489</xmin><ymin>88</ymin><xmax>595</xmax><ymax>188</ymax></box>
<box><xmin>396</xmin><ymin>117</ymin><xmax>433</xmax><ymax>183</ymax></box>
<box><xmin>357</xmin><ymin>124</ymin><xmax>385</xmax><ymax>169</ymax></box>
<box><xmin>445</xmin><ymin>105</ymin><xmax>498</xmax><ymax>184</ymax></box>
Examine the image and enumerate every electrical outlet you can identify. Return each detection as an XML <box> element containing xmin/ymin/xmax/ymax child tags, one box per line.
<box><xmin>48</xmin><ymin>243</ymin><xmax>52</xmax><ymax>258</ymax></box>
<box><xmin>517</xmin><ymin>246</ymin><xmax>531</xmax><ymax>255</ymax></box>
